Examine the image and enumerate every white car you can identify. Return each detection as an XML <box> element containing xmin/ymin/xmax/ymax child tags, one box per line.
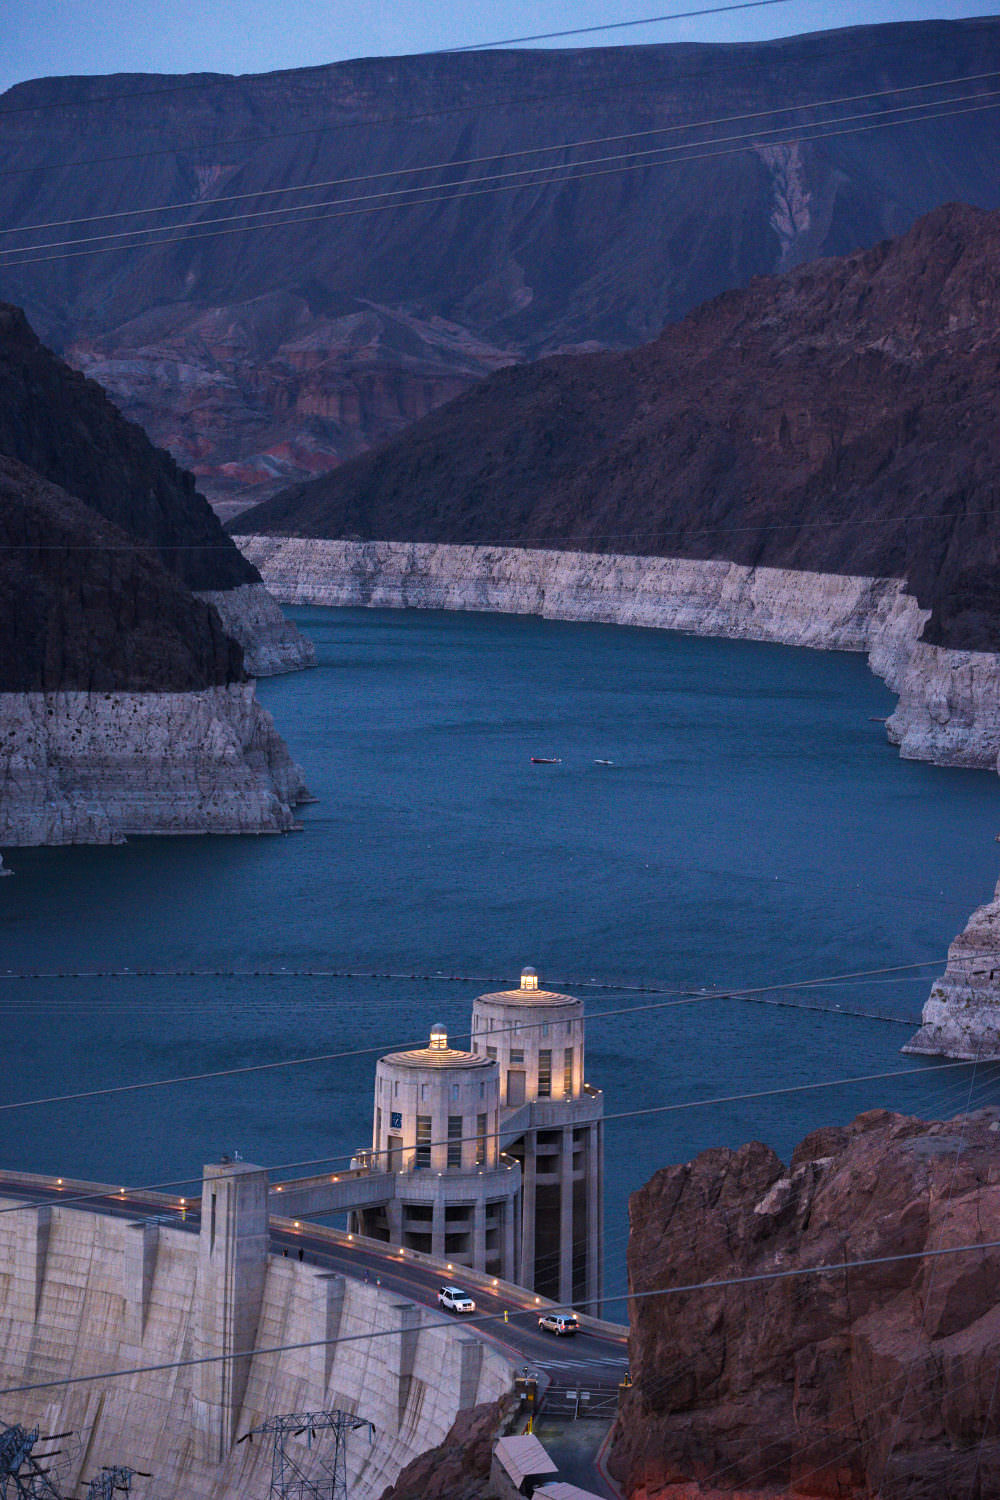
<box><xmin>438</xmin><ymin>1284</ymin><xmax>476</xmax><ymax>1314</ymax></box>
<box><xmin>538</xmin><ymin>1311</ymin><xmax>579</xmax><ymax>1336</ymax></box>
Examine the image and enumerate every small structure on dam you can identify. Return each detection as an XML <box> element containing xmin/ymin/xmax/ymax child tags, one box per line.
<box><xmin>350</xmin><ymin>968</ymin><xmax>604</xmax><ymax>1309</ymax></box>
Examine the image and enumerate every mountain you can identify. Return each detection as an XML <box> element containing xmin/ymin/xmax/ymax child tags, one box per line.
<box><xmin>1</xmin><ymin>18</ymin><xmax>998</xmax><ymax>513</ymax></box>
<box><xmin>236</xmin><ymin>202</ymin><xmax>1000</xmax><ymax>652</ymax></box>
<box><xmin>0</xmin><ymin>303</ymin><xmax>312</xmax><ymax>672</ymax></box>
<box><xmin>0</xmin><ymin>315</ymin><xmax>311</xmax><ymax>851</ymax></box>
<box><xmin>0</xmin><ymin>454</ymin><xmax>242</xmax><ymax>692</ymax></box>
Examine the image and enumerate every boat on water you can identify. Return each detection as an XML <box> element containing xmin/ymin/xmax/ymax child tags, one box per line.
<box><xmin>594</xmin><ymin>759</ymin><xmax>615</xmax><ymax>766</ymax></box>
<box><xmin>530</xmin><ymin>757</ymin><xmax>562</xmax><ymax>764</ymax></box>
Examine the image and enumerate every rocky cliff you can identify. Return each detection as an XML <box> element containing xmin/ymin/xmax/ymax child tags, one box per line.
<box><xmin>1</xmin><ymin>19</ymin><xmax>998</xmax><ymax>510</ymax></box>
<box><xmin>610</xmin><ymin>1109</ymin><xmax>1000</xmax><ymax>1500</ymax></box>
<box><xmin>905</xmin><ymin>883</ymin><xmax>1000</xmax><ymax>1061</ymax></box>
<box><xmin>0</xmin><ymin>303</ymin><xmax>312</xmax><ymax>673</ymax></box>
<box><xmin>0</xmin><ymin>453</ymin><xmax>309</xmax><ymax>846</ymax></box>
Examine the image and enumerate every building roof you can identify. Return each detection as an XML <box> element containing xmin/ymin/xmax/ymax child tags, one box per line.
<box><xmin>535</xmin><ymin>1485</ymin><xmax>607</xmax><ymax>1500</ymax></box>
<box><xmin>493</xmin><ymin>1435</ymin><xmax>559</xmax><ymax>1487</ymax></box>
<box><xmin>475</xmin><ymin>987</ymin><xmax>581</xmax><ymax>1009</ymax></box>
<box><xmin>378</xmin><ymin>1045</ymin><xmax>496</xmax><ymax>1070</ymax></box>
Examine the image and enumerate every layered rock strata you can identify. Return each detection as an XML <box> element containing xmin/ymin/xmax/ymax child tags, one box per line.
<box><xmin>610</xmin><ymin>1108</ymin><xmax>1000</xmax><ymax>1500</ymax></box>
<box><xmin>196</xmin><ymin>581</ymin><xmax>316</xmax><ymax>675</ymax></box>
<box><xmin>905</xmin><ymin>881</ymin><xmax>1000</xmax><ymax>1059</ymax></box>
<box><xmin>0</xmin><ymin>455</ymin><xmax>309</xmax><ymax>846</ymax></box>
<box><xmin>0</xmin><ymin>685</ymin><xmax>309</xmax><ymax>844</ymax></box>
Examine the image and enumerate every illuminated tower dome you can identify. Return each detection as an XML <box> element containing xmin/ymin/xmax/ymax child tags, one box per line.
<box><xmin>356</xmin><ymin>1024</ymin><xmax>521</xmax><ymax>1280</ymax></box>
<box><xmin>472</xmin><ymin>968</ymin><xmax>603</xmax><ymax>1309</ymax></box>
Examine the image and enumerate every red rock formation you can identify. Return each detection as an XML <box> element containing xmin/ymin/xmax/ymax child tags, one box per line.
<box><xmin>609</xmin><ymin>1109</ymin><xmax>1000</xmax><ymax>1500</ymax></box>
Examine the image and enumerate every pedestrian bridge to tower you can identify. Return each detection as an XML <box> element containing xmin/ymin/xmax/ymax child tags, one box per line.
<box><xmin>270</xmin><ymin>969</ymin><xmax>605</xmax><ymax>1311</ymax></box>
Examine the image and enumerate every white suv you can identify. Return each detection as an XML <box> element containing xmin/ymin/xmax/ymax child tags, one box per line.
<box><xmin>538</xmin><ymin>1311</ymin><xmax>579</xmax><ymax>1337</ymax></box>
<box><xmin>438</xmin><ymin>1285</ymin><xmax>476</xmax><ymax>1314</ymax></box>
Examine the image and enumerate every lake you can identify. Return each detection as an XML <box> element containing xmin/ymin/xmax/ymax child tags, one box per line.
<box><xmin>3</xmin><ymin>605</ymin><xmax>1000</xmax><ymax>1303</ymax></box>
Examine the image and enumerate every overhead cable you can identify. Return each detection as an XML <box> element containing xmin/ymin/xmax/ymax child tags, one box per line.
<box><xmin>6</xmin><ymin>65</ymin><xmax>992</xmax><ymax>240</ymax></box>
<box><xmin>4</xmin><ymin>1232</ymin><xmax>1000</xmax><ymax>1396</ymax></box>
<box><xmin>4</xmin><ymin>87</ymin><xmax>998</xmax><ymax>260</ymax></box>
<box><xmin>2</xmin><ymin>94</ymin><xmax>998</xmax><ymax>269</ymax></box>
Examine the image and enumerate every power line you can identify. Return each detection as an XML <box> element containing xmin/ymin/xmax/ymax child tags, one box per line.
<box><xmin>4</xmin><ymin>1232</ymin><xmax>1000</xmax><ymax>1396</ymax></box>
<box><xmin>0</xmin><ymin>956</ymin><xmax>960</xmax><ymax>1115</ymax></box>
<box><xmin>0</xmin><ymin>1055</ymin><xmax>985</xmax><ymax>1221</ymax></box>
<box><xmin>10</xmin><ymin>83</ymin><xmax>997</xmax><ymax>259</ymax></box>
<box><xmin>2</xmin><ymin>94</ymin><xmax>997</xmax><ymax>270</ymax></box>
<box><xmin>451</xmin><ymin>0</ymin><xmax>813</xmax><ymax>49</ymax></box>
<box><xmin>7</xmin><ymin>65</ymin><xmax>991</xmax><ymax>241</ymax></box>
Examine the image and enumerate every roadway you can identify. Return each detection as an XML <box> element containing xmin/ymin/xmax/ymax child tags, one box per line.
<box><xmin>0</xmin><ymin>1177</ymin><xmax>629</xmax><ymax>1387</ymax></box>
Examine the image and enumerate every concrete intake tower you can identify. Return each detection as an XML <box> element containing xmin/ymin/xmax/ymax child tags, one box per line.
<box><xmin>352</xmin><ymin>968</ymin><xmax>604</xmax><ymax>1310</ymax></box>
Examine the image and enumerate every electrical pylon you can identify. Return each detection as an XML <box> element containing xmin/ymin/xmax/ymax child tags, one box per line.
<box><xmin>0</xmin><ymin>1424</ymin><xmax>69</xmax><ymax>1500</ymax></box>
<box><xmin>238</xmin><ymin>1412</ymin><xmax>375</xmax><ymax>1500</ymax></box>
<box><xmin>81</xmin><ymin>1468</ymin><xmax>150</xmax><ymax>1500</ymax></box>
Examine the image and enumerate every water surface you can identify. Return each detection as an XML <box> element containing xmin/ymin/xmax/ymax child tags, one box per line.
<box><xmin>3</xmin><ymin>607</ymin><xmax>999</xmax><ymax>1301</ymax></box>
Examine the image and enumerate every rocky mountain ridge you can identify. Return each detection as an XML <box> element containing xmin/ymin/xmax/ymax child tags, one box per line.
<box><xmin>0</xmin><ymin>302</ymin><xmax>313</xmax><ymax>672</ymax></box>
<box><xmin>2</xmin><ymin>18</ymin><xmax>998</xmax><ymax>510</ymax></box>
<box><xmin>0</xmin><ymin>319</ymin><xmax>311</xmax><ymax>849</ymax></box>
<box><xmin>610</xmin><ymin>1109</ymin><xmax>1000</xmax><ymax>1499</ymax></box>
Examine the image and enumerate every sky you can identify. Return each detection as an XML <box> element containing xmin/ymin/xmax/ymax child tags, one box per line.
<box><xmin>3</xmin><ymin>0</ymin><xmax>999</xmax><ymax>93</ymax></box>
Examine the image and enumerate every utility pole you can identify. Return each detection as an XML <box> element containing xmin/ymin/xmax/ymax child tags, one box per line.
<box><xmin>238</xmin><ymin>1412</ymin><xmax>375</xmax><ymax>1500</ymax></box>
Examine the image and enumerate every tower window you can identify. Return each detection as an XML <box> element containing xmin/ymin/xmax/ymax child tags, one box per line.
<box><xmin>511</xmin><ymin>1048</ymin><xmax>524</xmax><ymax>1064</ymax></box>
<box><xmin>486</xmin><ymin>1046</ymin><xmax>497</xmax><ymax>1061</ymax></box>
<box><xmin>415</xmin><ymin>1116</ymin><xmax>432</xmax><ymax>1168</ymax></box>
<box><xmin>447</xmin><ymin>1116</ymin><xmax>463</xmax><ymax>1168</ymax></box>
<box><xmin>538</xmin><ymin>1050</ymin><xmax>552</xmax><ymax>1098</ymax></box>
<box><xmin>564</xmin><ymin>1047</ymin><xmax>574</xmax><ymax>1096</ymax></box>
<box><xmin>476</xmin><ymin>1113</ymin><xmax>487</xmax><ymax>1164</ymax></box>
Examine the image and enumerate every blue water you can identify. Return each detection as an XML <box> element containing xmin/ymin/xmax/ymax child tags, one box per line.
<box><xmin>3</xmin><ymin>605</ymin><xmax>1000</xmax><ymax>1303</ymax></box>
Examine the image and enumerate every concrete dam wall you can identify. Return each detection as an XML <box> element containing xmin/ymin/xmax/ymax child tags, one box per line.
<box><xmin>0</xmin><ymin>1172</ymin><xmax>513</xmax><ymax>1500</ymax></box>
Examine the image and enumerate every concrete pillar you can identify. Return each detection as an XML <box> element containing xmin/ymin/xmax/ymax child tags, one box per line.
<box><xmin>125</xmin><ymin>1221</ymin><xmax>159</xmax><ymax>1343</ymax></box>
<box><xmin>586</xmin><ymin>1122</ymin><xmax>602</xmax><ymax>1316</ymax></box>
<box><xmin>312</xmin><ymin>1273</ymin><xmax>345</xmax><ymax>1395</ymax></box>
<box><xmin>559</xmin><ymin>1129</ymin><xmax>574</xmax><ymax>1305</ymax></box>
<box><xmin>16</xmin><ymin>1205</ymin><xmax>51</xmax><ymax>1320</ymax></box>
<box><xmin>519</xmin><ymin>1135</ymin><xmax>536</xmax><ymax>1289</ymax></box>
<box><xmin>503</xmin><ymin>1196</ymin><xmax>517</xmax><ymax>1284</ymax></box>
<box><xmin>458</xmin><ymin>1338</ymin><xmax>483</xmax><ymax>1410</ymax></box>
<box><xmin>473</xmin><ymin>1200</ymin><xmax>486</xmax><ymax>1272</ymax></box>
<box><xmin>431</xmin><ymin>1201</ymin><xmax>445</xmax><ymax>1260</ymax></box>
<box><xmin>395</xmin><ymin>1302</ymin><xmax>421</xmax><ymax>1430</ymax></box>
<box><xmin>193</xmin><ymin>1160</ymin><xmax>269</xmax><ymax>1465</ymax></box>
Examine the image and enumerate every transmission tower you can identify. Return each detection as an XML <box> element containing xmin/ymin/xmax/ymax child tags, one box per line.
<box><xmin>80</xmin><ymin>1468</ymin><xmax>150</xmax><ymax>1500</ymax></box>
<box><xmin>238</xmin><ymin>1412</ymin><xmax>375</xmax><ymax>1500</ymax></box>
<box><xmin>0</xmin><ymin>1424</ymin><xmax>71</xmax><ymax>1500</ymax></box>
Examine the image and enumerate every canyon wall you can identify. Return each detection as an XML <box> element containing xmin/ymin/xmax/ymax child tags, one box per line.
<box><xmin>0</xmin><ymin>684</ymin><xmax>311</xmax><ymax>845</ymax></box>
<box><xmin>0</xmin><ymin>1196</ymin><xmax>513</xmax><ymax>1500</ymax></box>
